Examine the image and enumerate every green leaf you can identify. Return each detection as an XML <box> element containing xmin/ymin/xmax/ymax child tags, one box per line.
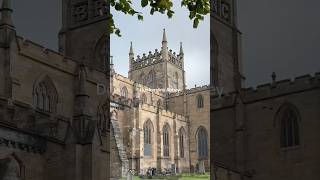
<box><xmin>189</xmin><ymin>11</ymin><xmax>196</xmax><ymax>19</ymax></box>
<box><xmin>150</xmin><ymin>8</ymin><xmax>155</xmax><ymax>15</ymax></box>
<box><xmin>115</xmin><ymin>3</ymin><xmax>122</xmax><ymax>11</ymax></box>
<box><xmin>115</xmin><ymin>29</ymin><xmax>121</xmax><ymax>37</ymax></box>
<box><xmin>138</xmin><ymin>14</ymin><xmax>144</xmax><ymax>20</ymax></box>
<box><xmin>193</xmin><ymin>18</ymin><xmax>199</xmax><ymax>28</ymax></box>
<box><xmin>141</xmin><ymin>0</ymin><xmax>148</xmax><ymax>7</ymax></box>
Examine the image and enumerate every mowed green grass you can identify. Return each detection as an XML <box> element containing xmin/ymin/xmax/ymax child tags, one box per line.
<box><xmin>127</xmin><ymin>173</ymin><xmax>210</xmax><ymax>180</ymax></box>
<box><xmin>178</xmin><ymin>173</ymin><xmax>210</xmax><ymax>180</ymax></box>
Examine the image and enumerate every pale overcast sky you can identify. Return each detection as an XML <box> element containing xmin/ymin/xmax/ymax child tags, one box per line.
<box><xmin>110</xmin><ymin>1</ymin><xmax>210</xmax><ymax>88</ymax></box>
<box><xmin>238</xmin><ymin>0</ymin><xmax>320</xmax><ymax>87</ymax></box>
<box><xmin>10</xmin><ymin>0</ymin><xmax>320</xmax><ymax>88</ymax></box>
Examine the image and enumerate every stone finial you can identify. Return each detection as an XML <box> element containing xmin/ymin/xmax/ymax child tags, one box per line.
<box><xmin>179</xmin><ymin>42</ymin><xmax>184</xmax><ymax>55</ymax></box>
<box><xmin>0</xmin><ymin>0</ymin><xmax>14</xmax><ymax>27</ymax></box>
<box><xmin>129</xmin><ymin>41</ymin><xmax>134</xmax><ymax>55</ymax></box>
<box><xmin>161</xmin><ymin>29</ymin><xmax>169</xmax><ymax>61</ymax></box>
<box><xmin>162</xmin><ymin>28</ymin><xmax>167</xmax><ymax>43</ymax></box>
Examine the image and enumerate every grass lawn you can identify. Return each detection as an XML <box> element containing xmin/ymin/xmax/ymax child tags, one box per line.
<box><xmin>126</xmin><ymin>173</ymin><xmax>210</xmax><ymax>180</ymax></box>
<box><xmin>177</xmin><ymin>173</ymin><xmax>210</xmax><ymax>180</ymax></box>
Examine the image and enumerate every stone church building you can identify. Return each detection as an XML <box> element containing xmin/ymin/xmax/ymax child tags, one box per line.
<box><xmin>109</xmin><ymin>29</ymin><xmax>211</xmax><ymax>177</ymax></box>
<box><xmin>0</xmin><ymin>0</ymin><xmax>111</xmax><ymax>179</ymax></box>
<box><xmin>0</xmin><ymin>0</ymin><xmax>217</xmax><ymax>179</ymax></box>
<box><xmin>0</xmin><ymin>0</ymin><xmax>318</xmax><ymax>179</ymax></box>
<box><xmin>211</xmin><ymin>0</ymin><xmax>320</xmax><ymax>180</ymax></box>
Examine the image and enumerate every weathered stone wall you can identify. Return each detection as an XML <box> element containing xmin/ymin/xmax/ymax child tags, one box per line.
<box><xmin>110</xmin><ymin>127</ymin><xmax>122</xmax><ymax>180</ymax></box>
<box><xmin>111</xmin><ymin>72</ymin><xmax>190</xmax><ymax>175</ymax></box>
<box><xmin>166</xmin><ymin>62</ymin><xmax>184</xmax><ymax>90</ymax></box>
<box><xmin>0</xmin><ymin>20</ymin><xmax>110</xmax><ymax>180</ymax></box>
<box><xmin>212</xmin><ymin>74</ymin><xmax>320</xmax><ymax>180</ymax></box>
<box><xmin>130</xmin><ymin>61</ymin><xmax>165</xmax><ymax>89</ymax></box>
<box><xmin>168</xmin><ymin>86</ymin><xmax>211</xmax><ymax>171</ymax></box>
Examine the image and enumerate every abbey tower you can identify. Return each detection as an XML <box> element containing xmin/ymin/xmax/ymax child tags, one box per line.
<box><xmin>129</xmin><ymin>29</ymin><xmax>186</xmax><ymax>91</ymax></box>
<box><xmin>59</xmin><ymin>0</ymin><xmax>109</xmax><ymax>72</ymax></box>
<box><xmin>211</xmin><ymin>0</ymin><xmax>244</xmax><ymax>92</ymax></box>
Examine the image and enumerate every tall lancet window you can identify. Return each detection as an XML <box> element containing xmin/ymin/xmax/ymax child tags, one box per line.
<box><xmin>279</xmin><ymin>104</ymin><xmax>300</xmax><ymax>148</ymax></box>
<box><xmin>93</xmin><ymin>33</ymin><xmax>109</xmax><ymax>72</ymax></box>
<box><xmin>197</xmin><ymin>94</ymin><xmax>204</xmax><ymax>108</ymax></box>
<box><xmin>33</xmin><ymin>76</ymin><xmax>58</xmax><ymax>113</ymax></box>
<box><xmin>120</xmin><ymin>86</ymin><xmax>128</xmax><ymax>98</ymax></box>
<box><xmin>163</xmin><ymin>124</ymin><xmax>170</xmax><ymax>157</ymax></box>
<box><xmin>144</xmin><ymin>120</ymin><xmax>153</xmax><ymax>156</ymax></box>
<box><xmin>179</xmin><ymin>127</ymin><xmax>186</xmax><ymax>158</ymax></box>
<box><xmin>147</xmin><ymin>71</ymin><xmax>154</xmax><ymax>88</ymax></box>
<box><xmin>141</xmin><ymin>93</ymin><xmax>147</xmax><ymax>104</ymax></box>
<box><xmin>197</xmin><ymin>126</ymin><xmax>208</xmax><ymax>158</ymax></box>
<box><xmin>174</xmin><ymin>72</ymin><xmax>179</xmax><ymax>89</ymax></box>
<box><xmin>139</xmin><ymin>73</ymin><xmax>145</xmax><ymax>85</ymax></box>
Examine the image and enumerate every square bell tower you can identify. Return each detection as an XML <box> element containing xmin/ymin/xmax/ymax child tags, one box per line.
<box><xmin>211</xmin><ymin>0</ymin><xmax>244</xmax><ymax>93</ymax></box>
<box><xmin>59</xmin><ymin>0</ymin><xmax>110</xmax><ymax>72</ymax></box>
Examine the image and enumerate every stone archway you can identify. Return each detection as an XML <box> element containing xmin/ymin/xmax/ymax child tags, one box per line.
<box><xmin>0</xmin><ymin>154</ymin><xmax>25</xmax><ymax>180</ymax></box>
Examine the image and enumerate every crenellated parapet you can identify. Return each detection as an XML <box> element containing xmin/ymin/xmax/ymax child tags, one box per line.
<box><xmin>169</xmin><ymin>84</ymin><xmax>213</xmax><ymax>97</ymax></box>
<box><xmin>186</xmin><ymin>85</ymin><xmax>212</xmax><ymax>94</ymax></box>
<box><xmin>212</xmin><ymin>72</ymin><xmax>320</xmax><ymax>109</ymax></box>
<box><xmin>131</xmin><ymin>49</ymin><xmax>184</xmax><ymax>71</ymax></box>
<box><xmin>167</xmin><ymin>49</ymin><xmax>184</xmax><ymax>69</ymax></box>
<box><xmin>131</xmin><ymin>49</ymin><xmax>163</xmax><ymax>70</ymax></box>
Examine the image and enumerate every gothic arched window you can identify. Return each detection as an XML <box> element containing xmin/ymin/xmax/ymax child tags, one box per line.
<box><xmin>139</xmin><ymin>73</ymin><xmax>145</xmax><ymax>85</ymax></box>
<box><xmin>197</xmin><ymin>127</ymin><xmax>208</xmax><ymax>158</ymax></box>
<box><xmin>141</xmin><ymin>93</ymin><xmax>147</xmax><ymax>104</ymax></box>
<box><xmin>174</xmin><ymin>72</ymin><xmax>179</xmax><ymax>89</ymax></box>
<box><xmin>179</xmin><ymin>127</ymin><xmax>186</xmax><ymax>158</ymax></box>
<box><xmin>0</xmin><ymin>154</ymin><xmax>25</xmax><ymax>180</ymax></box>
<box><xmin>94</xmin><ymin>34</ymin><xmax>108</xmax><ymax>71</ymax></box>
<box><xmin>120</xmin><ymin>86</ymin><xmax>128</xmax><ymax>98</ymax></box>
<box><xmin>147</xmin><ymin>71</ymin><xmax>154</xmax><ymax>88</ymax></box>
<box><xmin>33</xmin><ymin>76</ymin><xmax>58</xmax><ymax>112</ymax></box>
<box><xmin>163</xmin><ymin>124</ymin><xmax>170</xmax><ymax>157</ymax></box>
<box><xmin>278</xmin><ymin>104</ymin><xmax>300</xmax><ymax>148</ymax></box>
<box><xmin>197</xmin><ymin>94</ymin><xmax>204</xmax><ymax>108</ymax></box>
<box><xmin>144</xmin><ymin>120</ymin><xmax>153</xmax><ymax>156</ymax></box>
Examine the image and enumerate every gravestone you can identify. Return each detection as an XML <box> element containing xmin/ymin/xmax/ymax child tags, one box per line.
<box><xmin>126</xmin><ymin>170</ymin><xmax>133</xmax><ymax>180</ymax></box>
<box><xmin>198</xmin><ymin>160</ymin><xmax>206</xmax><ymax>174</ymax></box>
<box><xmin>171</xmin><ymin>164</ymin><xmax>177</xmax><ymax>175</ymax></box>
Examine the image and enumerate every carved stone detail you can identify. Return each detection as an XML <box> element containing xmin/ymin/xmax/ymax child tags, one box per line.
<box><xmin>73</xmin><ymin>2</ymin><xmax>88</xmax><ymax>23</ymax></box>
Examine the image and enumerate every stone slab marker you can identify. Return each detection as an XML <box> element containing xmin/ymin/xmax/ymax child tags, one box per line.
<box><xmin>198</xmin><ymin>160</ymin><xmax>205</xmax><ymax>174</ymax></box>
<box><xmin>126</xmin><ymin>170</ymin><xmax>133</xmax><ymax>180</ymax></box>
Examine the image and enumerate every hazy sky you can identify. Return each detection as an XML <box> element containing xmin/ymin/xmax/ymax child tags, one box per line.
<box><xmin>9</xmin><ymin>0</ymin><xmax>320</xmax><ymax>88</ymax></box>
<box><xmin>238</xmin><ymin>0</ymin><xmax>320</xmax><ymax>87</ymax></box>
<box><xmin>110</xmin><ymin>1</ymin><xmax>210</xmax><ymax>88</ymax></box>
